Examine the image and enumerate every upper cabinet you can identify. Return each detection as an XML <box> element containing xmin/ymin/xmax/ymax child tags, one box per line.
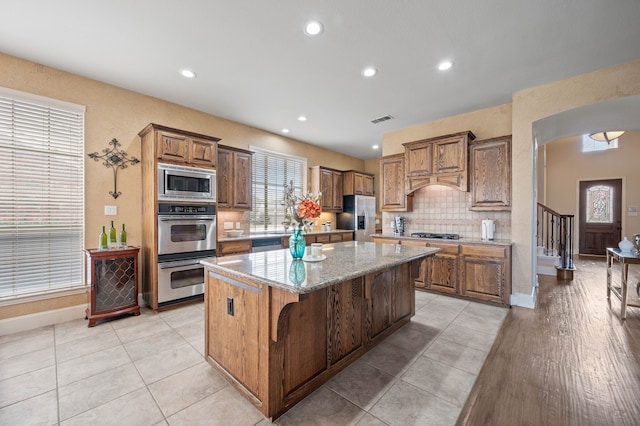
<box><xmin>217</xmin><ymin>145</ymin><xmax>253</xmax><ymax>210</ymax></box>
<box><xmin>310</xmin><ymin>166</ymin><xmax>343</xmax><ymax>212</ymax></box>
<box><xmin>343</xmin><ymin>170</ymin><xmax>375</xmax><ymax>196</ymax></box>
<box><xmin>469</xmin><ymin>135</ymin><xmax>511</xmax><ymax>211</ymax></box>
<box><xmin>141</xmin><ymin>123</ymin><xmax>220</xmax><ymax>169</ymax></box>
<box><xmin>380</xmin><ymin>154</ymin><xmax>413</xmax><ymax>212</ymax></box>
<box><xmin>403</xmin><ymin>131</ymin><xmax>475</xmax><ymax>192</ymax></box>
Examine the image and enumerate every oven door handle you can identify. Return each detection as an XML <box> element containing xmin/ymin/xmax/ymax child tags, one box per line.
<box><xmin>158</xmin><ymin>216</ymin><xmax>216</xmax><ymax>221</ymax></box>
<box><xmin>159</xmin><ymin>260</ymin><xmax>204</xmax><ymax>269</ymax></box>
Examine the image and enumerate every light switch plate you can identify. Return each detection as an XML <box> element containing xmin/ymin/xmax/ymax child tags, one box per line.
<box><xmin>224</xmin><ymin>222</ymin><xmax>234</xmax><ymax>230</ymax></box>
<box><xmin>235</xmin><ymin>222</ymin><xmax>241</xmax><ymax>229</ymax></box>
<box><xmin>104</xmin><ymin>205</ymin><xmax>117</xmax><ymax>215</ymax></box>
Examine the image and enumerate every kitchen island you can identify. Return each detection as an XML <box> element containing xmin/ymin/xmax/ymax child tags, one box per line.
<box><xmin>200</xmin><ymin>241</ymin><xmax>438</xmax><ymax>420</ymax></box>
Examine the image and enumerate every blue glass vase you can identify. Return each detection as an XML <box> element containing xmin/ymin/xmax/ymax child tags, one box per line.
<box><xmin>289</xmin><ymin>228</ymin><xmax>306</xmax><ymax>259</ymax></box>
<box><xmin>288</xmin><ymin>259</ymin><xmax>306</xmax><ymax>286</ymax></box>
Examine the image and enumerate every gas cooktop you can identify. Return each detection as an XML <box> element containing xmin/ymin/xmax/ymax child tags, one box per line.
<box><xmin>410</xmin><ymin>232</ymin><xmax>460</xmax><ymax>240</ymax></box>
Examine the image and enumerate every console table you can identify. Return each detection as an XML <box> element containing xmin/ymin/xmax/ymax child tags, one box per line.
<box><xmin>606</xmin><ymin>247</ymin><xmax>640</xmax><ymax>319</ymax></box>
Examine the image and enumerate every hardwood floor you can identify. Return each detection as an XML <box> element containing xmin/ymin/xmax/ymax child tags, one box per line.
<box><xmin>457</xmin><ymin>255</ymin><xmax>640</xmax><ymax>426</ymax></box>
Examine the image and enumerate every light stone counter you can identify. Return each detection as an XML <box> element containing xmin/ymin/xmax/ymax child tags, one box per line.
<box><xmin>200</xmin><ymin>241</ymin><xmax>438</xmax><ymax>294</ymax></box>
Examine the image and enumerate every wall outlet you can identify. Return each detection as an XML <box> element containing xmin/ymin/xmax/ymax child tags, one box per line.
<box><xmin>104</xmin><ymin>205</ymin><xmax>117</xmax><ymax>215</ymax></box>
<box><xmin>223</xmin><ymin>222</ymin><xmax>234</xmax><ymax>230</ymax></box>
<box><xmin>235</xmin><ymin>222</ymin><xmax>241</xmax><ymax>229</ymax></box>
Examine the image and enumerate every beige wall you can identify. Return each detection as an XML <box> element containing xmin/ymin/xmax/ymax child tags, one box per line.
<box><xmin>545</xmin><ymin>132</ymin><xmax>640</xmax><ymax>249</ymax></box>
<box><xmin>511</xmin><ymin>60</ymin><xmax>640</xmax><ymax>300</ymax></box>
<box><xmin>0</xmin><ymin>52</ymin><xmax>365</xmax><ymax>320</ymax></box>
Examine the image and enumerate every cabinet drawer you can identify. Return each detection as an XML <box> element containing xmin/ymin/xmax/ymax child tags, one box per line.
<box><xmin>428</xmin><ymin>243</ymin><xmax>460</xmax><ymax>255</ymax></box>
<box><xmin>372</xmin><ymin>237</ymin><xmax>399</xmax><ymax>244</ymax></box>
<box><xmin>315</xmin><ymin>234</ymin><xmax>331</xmax><ymax>243</ymax></box>
<box><xmin>329</xmin><ymin>233</ymin><xmax>343</xmax><ymax>242</ymax></box>
<box><xmin>461</xmin><ymin>245</ymin><xmax>506</xmax><ymax>258</ymax></box>
<box><xmin>341</xmin><ymin>232</ymin><xmax>353</xmax><ymax>241</ymax></box>
<box><xmin>218</xmin><ymin>240</ymin><xmax>252</xmax><ymax>256</ymax></box>
<box><xmin>401</xmin><ymin>240</ymin><xmax>428</xmax><ymax>247</ymax></box>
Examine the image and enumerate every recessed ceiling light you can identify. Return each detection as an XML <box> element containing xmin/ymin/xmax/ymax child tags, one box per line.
<box><xmin>180</xmin><ymin>69</ymin><xmax>197</xmax><ymax>78</ymax></box>
<box><xmin>297</xmin><ymin>115</ymin><xmax>307</xmax><ymax>122</ymax></box>
<box><xmin>304</xmin><ymin>21</ymin><xmax>323</xmax><ymax>36</ymax></box>
<box><xmin>362</xmin><ymin>67</ymin><xmax>377</xmax><ymax>77</ymax></box>
<box><xmin>372</xmin><ymin>145</ymin><xmax>379</xmax><ymax>150</ymax></box>
<box><xmin>282</xmin><ymin>128</ymin><xmax>290</xmax><ymax>134</ymax></box>
<box><xmin>437</xmin><ymin>60</ymin><xmax>453</xmax><ymax>71</ymax></box>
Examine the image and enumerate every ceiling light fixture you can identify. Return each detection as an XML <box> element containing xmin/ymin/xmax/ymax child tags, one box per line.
<box><xmin>180</xmin><ymin>69</ymin><xmax>197</xmax><ymax>78</ymax></box>
<box><xmin>437</xmin><ymin>60</ymin><xmax>453</xmax><ymax>71</ymax></box>
<box><xmin>297</xmin><ymin>115</ymin><xmax>307</xmax><ymax>122</ymax></box>
<box><xmin>282</xmin><ymin>128</ymin><xmax>290</xmax><ymax>134</ymax></box>
<box><xmin>372</xmin><ymin>145</ymin><xmax>379</xmax><ymax>150</ymax></box>
<box><xmin>590</xmin><ymin>131</ymin><xmax>625</xmax><ymax>143</ymax></box>
<box><xmin>362</xmin><ymin>67</ymin><xmax>377</xmax><ymax>77</ymax></box>
<box><xmin>304</xmin><ymin>21</ymin><xmax>323</xmax><ymax>36</ymax></box>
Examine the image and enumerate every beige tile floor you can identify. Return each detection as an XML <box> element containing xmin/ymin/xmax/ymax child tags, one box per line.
<box><xmin>0</xmin><ymin>291</ymin><xmax>508</xmax><ymax>426</ymax></box>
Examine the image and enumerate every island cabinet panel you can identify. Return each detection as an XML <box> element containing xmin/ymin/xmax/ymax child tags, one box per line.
<box><xmin>206</xmin><ymin>273</ymin><xmax>263</xmax><ymax>397</ymax></box>
<box><xmin>365</xmin><ymin>269</ymin><xmax>393</xmax><ymax>339</ymax></box>
<box><xmin>282</xmin><ymin>289</ymin><xmax>328</xmax><ymax>395</ymax></box>
<box><xmin>327</xmin><ymin>279</ymin><xmax>363</xmax><ymax>366</ymax></box>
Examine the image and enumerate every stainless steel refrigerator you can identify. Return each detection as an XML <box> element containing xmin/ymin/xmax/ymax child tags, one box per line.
<box><xmin>337</xmin><ymin>195</ymin><xmax>376</xmax><ymax>242</ymax></box>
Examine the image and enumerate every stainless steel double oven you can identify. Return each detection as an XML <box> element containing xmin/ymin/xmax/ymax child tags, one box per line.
<box><xmin>156</xmin><ymin>203</ymin><xmax>216</xmax><ymax>306</ymax></box>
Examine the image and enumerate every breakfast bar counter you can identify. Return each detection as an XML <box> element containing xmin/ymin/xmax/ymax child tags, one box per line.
<box><xmin>200</xmin><ymin>241</ymin><xmax>438</xmax><ymax>420</ymax></box>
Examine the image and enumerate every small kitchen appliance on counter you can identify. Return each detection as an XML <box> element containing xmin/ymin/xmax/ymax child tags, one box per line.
<box><xmin>482</xmin><ymin>219</ymin><xmax>495</xmax><ymax>241</ymax></box>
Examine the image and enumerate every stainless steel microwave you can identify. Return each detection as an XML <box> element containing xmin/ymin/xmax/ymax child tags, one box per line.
<box><xmin>157</xmin><ymin>163</ymin><xmax>216</xmax><ymax>202</ymax></box>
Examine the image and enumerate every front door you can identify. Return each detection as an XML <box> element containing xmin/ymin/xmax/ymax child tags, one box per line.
<box><xmin>578</xmin><ymin>179</ymin><xmax>622</xmax><ymax>255</ymax></box>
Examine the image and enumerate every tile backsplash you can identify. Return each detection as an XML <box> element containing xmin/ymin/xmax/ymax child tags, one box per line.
<box><xmin>381</xmin><ymin>185</ymin><xmax>511</xmax><ymax>240</ymax></box>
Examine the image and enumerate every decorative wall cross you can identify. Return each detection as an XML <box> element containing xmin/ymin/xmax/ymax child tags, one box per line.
<box><xmin>88</xmin><ymin>138</ymin><xmax>140</xmax><ymax>199</ymax></box>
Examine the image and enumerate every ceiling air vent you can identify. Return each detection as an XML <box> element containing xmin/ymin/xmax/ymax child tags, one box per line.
<box><xmin>371</xmin><ymin>114</ymin><xmax>394</xmax><ymax>124</ymax></box>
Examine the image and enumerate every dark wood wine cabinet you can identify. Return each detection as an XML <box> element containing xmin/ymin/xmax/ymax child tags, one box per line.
<box><xmin>84</xmin><ymin>247</ymin><xmax>140</xmax><ymax>327</ymax></box>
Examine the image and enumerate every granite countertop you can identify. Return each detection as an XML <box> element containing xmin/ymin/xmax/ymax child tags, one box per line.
<box><xmin>372</xmin><ymin>233</ymin><xmax>513</xmax><ymax>246</ymax></box>
<box><xmin>218</xmin><ymin>229</ymin><xmax>353</xmax><ymax>242</ymax></box>
<box><xmin>200</xmin><ymin>241</ymin><xmax>438</xmax><ymax>294</ymax></box>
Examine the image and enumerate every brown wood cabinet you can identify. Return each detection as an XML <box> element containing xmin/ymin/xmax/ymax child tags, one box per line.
<box><xmin>343</xmin><ymin>170</ymin><xmax>375</xmax><ymax>196</ymax></box>
<box><xmin>204</xmin><ymin>260</ymin><xmax>415</xmax><ymax>420</ymax></box>
<box><xmin>469</xmin><ymin>135</ymin><xmax>511</xmax><ymax>211</ymax></box>
<box><xmin>84</xmin><ymin>247</ymin><xmax>140</xmax><ymax>327</ymax></box>
<box><xmin>403</xmin><ymin>131</ymin><xmax>475</xmax><ymax>192</ymax></box>
<box><xmin>371</xmin><ymin>236</ymin><xmax>511</xmax><ymax>306</ymax></box>
<box><xmin>460</xmin><ymin>244</ymin><xmax>511</xmax><ymax>304</ymax></box>
<box><xmin>310</xmin><ymin>166</ymin><xmax>343</xmax><ymax>212</ymax></box>
<box><xmin>281</xmin><ymin>231</ymin><xmax>353</xmax><ymax>248</ymax></box>
<box><xmin>138</xmin><ymin>123</ymin><xmax>221</xmax><ymax>310</ymax></box>
<box><xmin>217</xmin><ymin>145</ymin><xmax>252</xmax><ymax>210</ymax></box>
<box><xmin>217</xmin><ymin>239</ymin><xmax>252</xmax><ymax>256</ymax></box>
<box><xmin>380</xmin><ymin>154</ymin><xmax>413</xmax><ymax>212</ymax></box>
<box><xmin>148</xmin><ymin>124</ymin><xmax>219</xmax><ymax>168</ymax></box>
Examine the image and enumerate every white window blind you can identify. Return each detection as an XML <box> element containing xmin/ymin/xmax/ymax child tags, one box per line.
<box><xmin>250</xmin><ymin>146</ymin><xmax>306</xmax><ymax>232</ymax></box>
<box><xmin>0</xmin><ymin>87</ymin><xmax>85</xmax><ymax>299</ymax></box>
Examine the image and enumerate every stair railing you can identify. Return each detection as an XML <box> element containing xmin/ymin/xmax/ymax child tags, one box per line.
<box><xmin>536</xmin><ymin>202</ymin><xmax>575</xmax><ymax>270</ymax></box>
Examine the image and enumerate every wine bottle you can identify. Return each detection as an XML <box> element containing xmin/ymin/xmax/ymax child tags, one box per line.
<box><xmin>99</xmin><ymin>226</ymin><xmax>108</xmax><ymax>250</ymax></box>
<box><xmin>119</xmin><ymin>223</ymin><xmax>127</xmax><ymax>248</ymax></box>
<box><xmin>109</xmin><ymin>220</ymin><xmax>117</xmax><ymax>249</ymax></box>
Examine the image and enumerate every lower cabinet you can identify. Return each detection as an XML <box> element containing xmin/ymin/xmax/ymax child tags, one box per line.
<box><xmin>217</xmin><ymin>239</ymin><xmax>252</xmax><ymax>256</ymax></box>
<box><xmin>372</xmin><ymin>237</ymin><xmax>511</xmax><ymax>305</ymax></box>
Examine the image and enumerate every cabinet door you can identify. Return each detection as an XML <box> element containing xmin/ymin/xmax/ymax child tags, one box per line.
<box><xmin>460</xmin><ymin>244</ymin><xmax>510</xmax><ymax>304</ymax></box>
<box><xmin>189</xmin><ymin>137</ymin><xmax>217</xmax><ymax>168</ymax></box>
<box><xmin>233</xmin><ymin>151</ymin><xmax>252</xmax><ymax>209</ymax></box>
<box><xmin>362</xmin><ymin>175</ymin><xmax>374</xmax><ymax>196</ymax></box>
<box><xmin>354</xmin><ymin>173</ymin><xmax>364</xmax><ymax>195</ymax></box>
<box><xmin>332</xmin><ymin>171</ymin><xmax>343</xmax><ymax>211</ymax></box>
<box><xmin>470</xmin><ymin>136</ymin><xmax>511</xmax><ymax>210</ymax></box>
<box><xmin>380</xmin><ymin>154</ymin><xmax>412</xmax><ymax>211</ymax></box>
<box><xmin>427</xmin><ymin>245</ymin><xmax>459</xmax><ymax>294</ymax></box>
<box><xmin>216</xmin><ymin>148</ymin><xmax>233</xmax><ymax>208</ymax></box>
<box><xmin>157</xmin><ymin>131</ymin><xmax>189</xmax><ymax>163</ymax></box>
<box><xmin>218</xmin><ymin>240</ymin><xmax>252</xmax><ymax>256</ymax></box>
<box><xmin>366</xmin><ymin>269</ymin><xmax>393</xmax><ymax>339</ymax></box>
<box><xmin>320</xmin><ymin>169</ymin><xmax>334</xmax><ymax>211</ymax></box>
<box><xmin>405</xmin><ymin>142</ymin><xmax>432</xmax><ymax>177</ymax></box>
<box><xmin>432</xmin><ymin>135</ymin><xmax>466</xmax><ymax>174</ymax></box>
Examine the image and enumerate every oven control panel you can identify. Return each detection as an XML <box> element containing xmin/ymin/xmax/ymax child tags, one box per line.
<box><xmin>158</xmin><ymin>203</ymin><xmax>216</xmax><ymax>215</ymax></box>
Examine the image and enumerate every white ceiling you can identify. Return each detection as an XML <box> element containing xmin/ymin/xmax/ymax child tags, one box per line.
<box><xmin>2</xmin><ymin>1</ymin><xmax>639</xmax><ymax>159</ymax></box>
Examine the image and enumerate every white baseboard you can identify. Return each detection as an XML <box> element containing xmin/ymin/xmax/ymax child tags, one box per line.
<box><xmin>0</xmin><ymin>304</ymin><xmax>86</xmax><ymax>336</ymax></box>
<box><xmin>510</xmin><ymin>286</ymin><xmax>537</xmax><ymax>309</ymax></box>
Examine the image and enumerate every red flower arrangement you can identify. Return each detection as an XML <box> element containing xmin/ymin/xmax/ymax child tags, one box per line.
<box><xmin>283</xmin><ymin>180</ymin><xmax>322</xmax><ymax>231</ymax></box>
<box><xmin>297</xmin><ymin>199</ymin><xmax>322</xmax><ymax>221</ymax></box>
